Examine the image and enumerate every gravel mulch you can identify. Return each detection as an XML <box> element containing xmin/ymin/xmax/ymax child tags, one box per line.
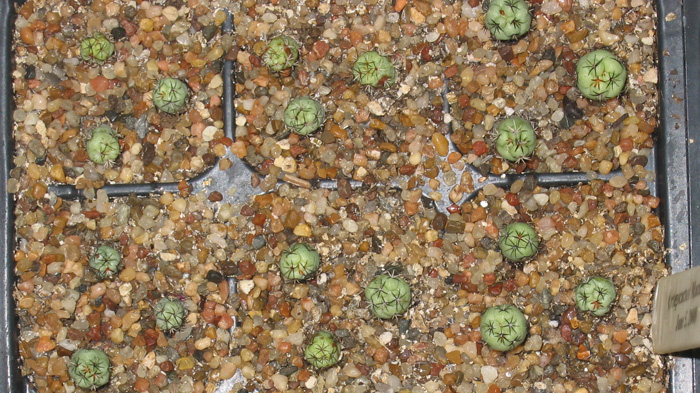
<box><xmin>11</xmin><ymin>0</ymin><xmax>668</xmax><ymax>392</ymax></box>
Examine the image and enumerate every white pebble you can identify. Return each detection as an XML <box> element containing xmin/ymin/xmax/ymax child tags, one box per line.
<box><xmin>305</xmin><ymin>375</ymin><xmax>317</xmax><ymax>389</ymax></box>
<box><xmin>426</xmin><ymin>31</ymin><xmax>440</xmax><ymax>43</ymax></box>
<box><xmin>271</xmin><ymin>374</ymin><xmax>288</xmax><ymax>391</ymax></box>
<box><xmin>162</xmin><ymin>6</ymin><xmax>179</xmax><ymax>22</ymax></box>
<box><xmin>366</xmin><ymin>101</ymin><xmax>385</xmax><ymax>116</ymax></box>
<box><xmin>238</xmin><ymin>280</ymin><xmax>254</xmax><ymax>295</ymax></box>
<box><xmin>379</xmin><ymin>331</ymin><xmax>393</xmax><ymax>345</ymax></box>
<box><xmin>643</xmin><ymin>68</ymin><xmax>658</xmax><ymax>84</ymax></box>
<box><xmin>342</xmin><ymin>219</ymin><xmax>358</xmax><ymax>233</ymax></box>
<box><xmin>481</xmin><ymin>365</ymin><xmax>498</xmax><ymax>384</ymax></box>
<box><xmin>202</xmin><ymin>126</ymin><xmax>217</xmax><ymax>142</ymax></box>
<box><xmin>208</xmin><ymin>74</ymin><xmax>223</xmax><ymax>89</ymax></box>
<box><xmin>533</xmin><ymin>193</ymin><xmax>549</xmax><ymax>206</ymax></box>
<box><xmin>541</xmin><ymin>0</ymin><xmax>562</xmax><ymax>15</ymax></box>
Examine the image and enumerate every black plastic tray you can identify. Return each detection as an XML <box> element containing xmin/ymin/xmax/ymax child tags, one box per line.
<box><xmin>0</xmin><ymin>0</ymin><xmax>697</xmax><ymax>391</ymax></box>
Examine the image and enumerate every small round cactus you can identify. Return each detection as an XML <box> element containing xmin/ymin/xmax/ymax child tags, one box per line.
<box><xmin>352</xmin><ymin>51</ymin><xmax>396</xmax><ymax>88</ymax></box>
<box><xmin>575</xmin><ymin>277</ymin><xmax>617</xmax><ymax>316</ymax></box>
<box><xmin>283</xmin><ymin>97</ymin><xmax>326</xmax><ymax>136</ymax></box>
<box><xmin>86</xmin><ymin>125</ymin><xmax>120</xmax><ymax>165</ymax></box>
<box><xmin>304</xmin><ymin>331</ymin><xmax>341</xmax><ymax>368</ymax></box>
<box><xmin>499</xmin><ymin>222</ymin><xmax>539</xmax><ymax>262</ymax></box>
<box><xmin>152</xmin><ymin>78</ymin><xmax>189</xmax><ymax>114</ymax></box>
<box><xmin>485</xmin><ymin>0</ymin><xmax>532</xmax><ymax>41</ymax></box>
<box><xmin>89</xmin><ymin>245</ymin><xmax>121</xmax><ymax>278</ymax></box>
<box><xmin>480</xmin><ymin>305</ymin><xmax>528</xmax><ymax>351</ymax></box>
<box><xmin>68</xmin><ymin>349</ymin><xmax>111</xmax><ymax>390</ymax></box>
<box><xmin>262</xmin><ymin>35</ymin><xmax>300</xmax><ymax>72</ymax></box>
<box><xmin>365</xmin><ymin>275</ymin><xmax>412</xmax><ymax>319</ymax></box>
<box><xmin>576</xmin><ymin>50</ymin><xmax>627</xmax><ymax>100</ymax></box>
<box><xmin>154</xmin><ymin>298</ymin><xmax>186</xmax><ymax>331</ymax></box>
<box><xmin>495</xmin><ymin>116</ymin><xmax>537</xmax><ymax>161</ymax></box>
<box><xmin>280</xmin><ymin>242</ymin><xmax>320</xmax><ymax>280</ymax></box>
<box><xmin>80</xmin><ymin>32</ymin><xmax>115</xmax><ymax>63</ymax></box>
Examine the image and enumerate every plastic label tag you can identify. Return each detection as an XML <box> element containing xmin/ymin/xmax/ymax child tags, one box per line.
<box><xmin>652</xmin><ymin>265</ymin><xmax>700</xmax><ymax>354</ymax></box>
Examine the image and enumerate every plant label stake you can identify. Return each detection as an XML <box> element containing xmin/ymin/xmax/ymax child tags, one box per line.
<box><xmin>652</xmin><ymin>264</ymin><xmax>700</xmax><ymax>353</ymax></box>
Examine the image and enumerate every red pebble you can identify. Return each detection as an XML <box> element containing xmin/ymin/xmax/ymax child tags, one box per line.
<box><xmin>201</xmin><ymin>309</ymin><xmax>217</xmax><ymax>324</ymax></box>
<box><xmin>488</xmin><ymin>283</ymin><xmax>503</xmax><ymax>296</ymax></box>
<box><xmin>134</xmin><ymin>377</ymin><xmax>150</xmax><ymax>392</ymax></box>
<box><xmin>472</xmin><ymin>141</ymin><xmax>488</xmax><ymax>156</ymax></box>
<box><xmin>238</xmin><ymin>260</ymin><xmax>257</xmax><ymax>277</ymax></box>
<box><xmin>560</xmin><ymin>324</ymin><xmax>572</xmax><ymax>342</ymax></box>
<box><xmin>619</xmin><ymin>138</ymin><xmax>634</xmax><ymax>152</ymax></box>
<box><xmin>312</xmin><ymin>40</ymin><xmax>330</xmax><ymax>58</ymax></box>
<box><xmin>217</xmin><ymin>313</ymin><xmax>234</xmax><ymax>330</ymax></box>
<box><xmin>447</xmin><ymin>204</ymin><xmax>461</xmax><ymax>214</ymax></box>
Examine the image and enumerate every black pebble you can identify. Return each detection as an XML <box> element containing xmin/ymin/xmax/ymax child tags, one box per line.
<box><xmin>111</xmin><ymin>26</ymin><xmax>126</xmax><ymax>41</ymax></box>
<box><xmin>25</xmin><ymin>65</ymin><xmax>35</xmax><ymax>80</ymax></box>
<box><xmin>206</xmin><ymin>269</ymin><xmax>225</xmax><ymax>284</ymax></box>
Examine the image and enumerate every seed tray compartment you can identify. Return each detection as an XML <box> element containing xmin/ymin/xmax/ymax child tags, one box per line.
<box><xmin>0</xmin><ymin>0</ymin><xmax>697</xmax><ymax>391</ymax></box>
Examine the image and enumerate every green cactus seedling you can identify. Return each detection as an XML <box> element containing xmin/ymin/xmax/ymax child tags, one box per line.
<box><xmin>576</xmin><ymin>50</ymin><xmax>627</xmax><ymax>100</ymax></box>
<box><xmin>575</xmin><ymin>277</ymin><xmax>616</xmax><ymax>316</ymax></box>
<box><xmin>365</xmin><ymin>274</ymin><xmax>412</xmax><ymax>319</ymax></box>
<box><xmin>499</xmin><ymin>222</ymin><xmax>539</xmax><ymax>262</ymax></box>
<box><xmin>352</xmin><ymin>51</ymin><xmax>396</xmax><ymax>88</ymax></box>
<box><xmin>304</xmin><ymin>331</ymin><xmax>341</xmax><ymax>368</ymax></box>
<box><xmin>280</xmin><ymin>242</ymin><xmax>320</xmax><ymax>280</ymax></box>
<box><xmin>152</xmin><ymin>78</ymin><xmax>189</xmax><ymax>114</ymax></box>
<box><xmin>284</xmin><ymin>97</ymin><xmax>326</xmax><ymax>136</ymax></box>
<box><xmin>262</xmin><ymin>36</ymin><xmax>300</xmax><ymax>72</ymax></box>
<box><xmin>485</xmin><ymin>0</ymin><xmax>532</xmax><ymax>41</ymax></box>
<box><xmin>69</xmin><ymin>349</ymin><xmax>111</xmax><ymax>390</ymax></box>
<box><xmin>80</xmin><ymin>33</ymin><xmax>115</xmax><ymax>63</ymax></box>
<box><xmin>154</xmin><ymin>298</ymin><xmax>186</xmax><ymax>331</ymax></box>
<box><xmin>480</xmin><ymin>305</ymin><xmax>528</xmax><ymax>351</ymax></box>
<box><xmin>89</xmin><ymin>245</ymin><xmax>121</xmax><ymax>278</ymax></box>
<box><xmin>86</xmin><ymin>125</ymin><xmax>120</xmax><ymax>165</ymax></box>
<box><xmin>495</xmin><ymin>116</ymin><xmax>537</xmax><ymax>161</ymax></box>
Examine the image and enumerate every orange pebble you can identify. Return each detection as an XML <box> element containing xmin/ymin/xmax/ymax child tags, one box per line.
<box><xmin>134</xmin><ymin>377</ymin><xmax>150</xmax><ymax>392</ymax></box>
<box><xmin>90</xmin><ymin>76</ymin><xmax>110</xmax><ymax>93</ymax></box>
<box><xmin>20</xmin><ymin>26</ymin><xmax>34</xmax><ymax>45</ymax></box>
<box><xmin>35</xmin><ymin>336</ymin><xmax>56</xmax><ymax>352</ymax></box>
<box><xmin>394</xmin><ymin>0</ymin><xmax>407</xmax><ymax>12</ymax></box>
<box><xmin>157</xmin><ymin>60</ymin><xmax>170</xmax><ymax>72</ymax></box>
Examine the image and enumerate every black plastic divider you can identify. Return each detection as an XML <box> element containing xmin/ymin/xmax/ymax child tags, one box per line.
<box><xmin>1</xmin><ymin>2</ymin><xmax>20</xmax><ymax>393</ymax></box>
<box><xmin>1</xmin><ymin>0</ymin><xmax>696</xmax><ymax>392</ymax></box>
